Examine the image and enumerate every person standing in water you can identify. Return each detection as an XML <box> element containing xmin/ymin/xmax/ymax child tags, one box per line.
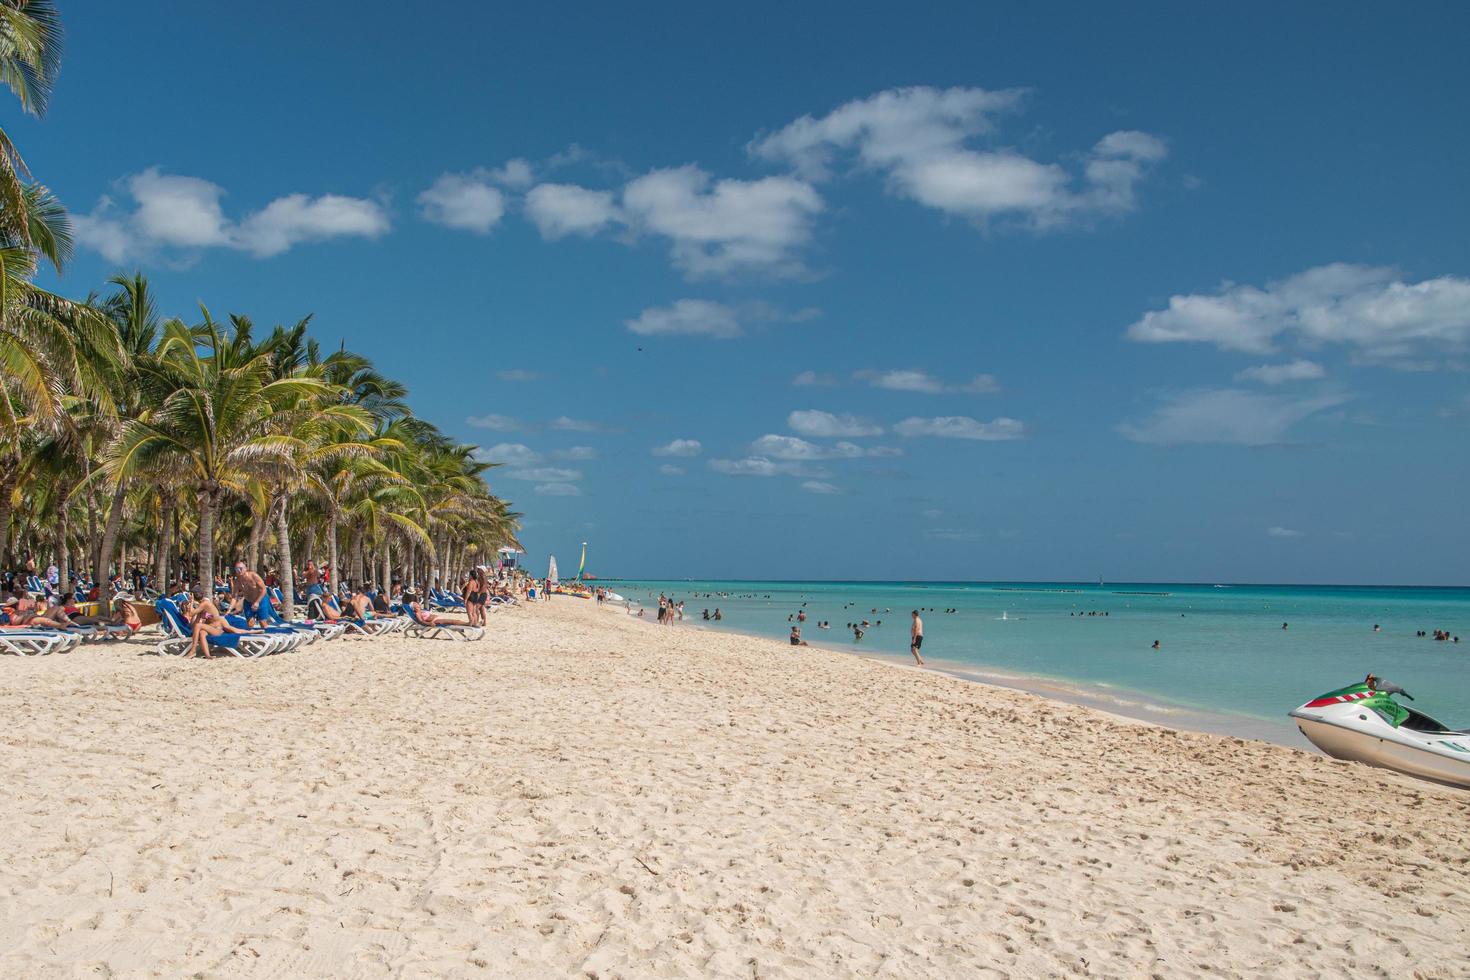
<box><xmin>910</xmin><ymin>609</ymin><xmax>925</xmax><ymax>666</ymax></box>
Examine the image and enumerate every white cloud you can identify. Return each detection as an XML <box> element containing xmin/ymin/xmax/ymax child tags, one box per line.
<box><xmin>621</xmin><ymin>165</ymin><xmax>823</xmax><ymax>277</ymax></box>
<box><xmin>235</xmin><ymin>194</ymin><xmax>390</xmax><ymax>256</ymax></box>
<box><xmin>787</xmin><ymin>409</ymin><xmax>883</xmax><ymax>437</ymax></box>
<box><xmin>1125</xmin><ymin>264</ymin><xmax>1470</xmax><ymax>361</ymax></box>
<box><xmin>855</xmin><ymin>369</ymin><xmax>1000</xmax><ymax>394</ymax></box>
<box><xmin>535</xmin><ymin>482</ymin><xmax>581</xmax><ymax>497</ymax></box>
<box><xmin>489</xmin><ymin>158</ymin><xmax>535</xmax><ymax>188</ymax></box>
<box><xmin>801</xmin><ymin>480</ymin><xmax>842</xmax><ymax>494</ymax></box>
<box><xmin>624</xmin><ymin>300</ymin><xmax>817</xmax><ymax>340</ymax></box>
<box><xmin>479</xmin><ymin>442</ymin><xmax>540</xmax><ymax>465</ymax></box>
<box><xmin>548</xmin><ymin>416</ymin><xmax>607</xmax><ymax>432</ymax></box>
<box><xmin>73</xmin><ymin>168</ymin><xmax>389</xmax><ymax>260</ymax></box>
<box><xmin>1267</xmin><ymin>526</ymin><xmax>1303</xmax><ymax>538</ymax></box>
<box><xmin>1118</xmin><ymin>388</ymin><xmax>1346</xmax><ymax>445</ymax></box>
<box><xmin>126</xmin><ymin>170</ymin><xmax>231</xmax><ymax>247</ymax></box>
<box><xmin>626</xmin><ymin>299</ymin><xmax>742</xmax><ymax>338</ymax></box>
<box><xmin>496</xmin><ymin>368</ymin><xmax>540</xmax><ymax>382</ymax></box>
<box><xmin>750</xmin><ymin>434</ymin><xmax>900</xmax><ymax>460</ymax></box>
<box><xmin>651</xmin><ymin>439</ymin><xmax>703</xmax><ymax>457</ymax></box>
<box><xmin>524</xmin><ymin>183</ymin><xmax>620</xmax><ymax>239</ymax></box>
<box><xmin>466</xmin><ymin>414</ymin><xmax>524</xmax><ymax>431</ymax></box>
<box><xmin>417</xmin><ymin>172</ymin><xmax>506</xmax><ymax>233</ymax></box>
<box><xmin>707</xmin><ymin>456</ymin><xmax>826</xmax><ymax>478</ymax></box>
<box><xmin>554</xmin><ymin>446</ymin><xmax>598</xmax><ymax>460</ymax></box>
<box><xmin>894</xmin><ymin>416</ymin><xmax>1027</xmax><ymax>440</ymax></box>
<box><xmin>750</xmin><ymin>87</ymin><xmax>1166</xmax><ymax>228</ymax></box>
<box><xmin>506</xmin><ymin>466</ymin><xmax>583</xmax><ymax>483</ymax></box>
<box><xmin>1234</xmin><ymin>360</ymin><xmax>1326</xmax><ymax>384</ymax></box>
<box><xmin>658</xmin><ymin>464</ymin><xmax>686</xmax><ymax>476</ymax></box>
<box><xmin>792</xmin><ymin>370</ymin><xmax>836</xmax><ymax>387</ymax></box>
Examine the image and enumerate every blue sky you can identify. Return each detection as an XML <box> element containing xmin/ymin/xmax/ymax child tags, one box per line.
<box><xmin>24</xmin><ymin>1</ymin><xmax>1470</xmax><ymax>584</ymax></box>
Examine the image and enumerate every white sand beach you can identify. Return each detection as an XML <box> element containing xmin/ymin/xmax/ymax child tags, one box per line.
<box><xmin>2</xmin><ymin>599</ymin><xmax>1468</xmax><ymax>978</ymax></box>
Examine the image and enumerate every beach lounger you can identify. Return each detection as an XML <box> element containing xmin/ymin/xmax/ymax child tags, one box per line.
<box><xmin>430</xmin><ymin>588</ymin><xmax>466</xmax><ymax>611</ymax></box>
<box><xmin>402</xmin><ymin>603</ymin><xmax>484</xmax><ymax>641</ymax></box>
<box><xmin>153</xmin><ymin>598</ymin><xmax>279</xmax><ymax>658</ymax></box>
<box><xmin>323</xmin><ymin>596</ymin><xmax>401</xmax><ymax>636</ymax></box>
<box><xmin>0</xmin><ymin>629</ymin><xmax>72</xmax><ymax>656</ymax></box>
<box><xmin>261</xmin><ymin>594</ymin><xmax>345</xmax><ymax>642</ymax></box>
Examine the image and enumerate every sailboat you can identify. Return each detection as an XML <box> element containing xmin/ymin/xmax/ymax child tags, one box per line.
<box><xmin>558</xmin><ymin>542</ymin><xmax>594</xmax><ymax>598</ymax></box>
<box><xmin>547</xmin><ymin>555</ymin><xmax>559</xmax><ymax>594</ymax></box>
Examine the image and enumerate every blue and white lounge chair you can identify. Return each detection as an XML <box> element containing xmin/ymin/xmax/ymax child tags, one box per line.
<box><xmin>262</xmin><ymin>591</ymin><xmax>344</xmax><ymax>642</ymax></box>
<box><xmin>0</xmin><ymin>629</ymin><xmax>72</xmax><ymax>656</ymax></box>
<box><xmin>401</xmin><ymin>600</ymin><xmax>483</xmax><ymax>641</ymax></box>
<box><xmin>153</xmin><ymin>597</ymin><xmax>279</xmax><ymax>658</ymax></box>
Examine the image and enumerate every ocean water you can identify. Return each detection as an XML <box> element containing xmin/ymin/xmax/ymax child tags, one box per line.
<box><xmin>602</xmin><ymin>580</ymin><xmax>1470</xmax><ymax>748</ymax></box>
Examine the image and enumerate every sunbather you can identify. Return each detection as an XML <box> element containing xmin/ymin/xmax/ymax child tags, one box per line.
<box><xmin>183</xmin><ymin>589</ymin><xmax>260</xmax><ymax>659</ymax></box>
<box><xmin>403</xmin><ymin>591</ymin><xmax>473</xmax><ymax>627</ymax></box>
<box><xmin>348</xmin><ymin>590</ymin><xmax>373</xmax><ymax>621</ymax></box>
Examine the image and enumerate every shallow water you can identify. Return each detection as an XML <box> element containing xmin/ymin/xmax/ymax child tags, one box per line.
<box><xmin>602</xmin><ymin>580</ymin><xmax>1470</xmax><ymax>747</ymax></box>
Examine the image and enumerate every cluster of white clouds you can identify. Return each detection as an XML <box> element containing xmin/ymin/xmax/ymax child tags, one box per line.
<box><xmin>680</xmin><ymin>405</ymin><xmax>1026</xmax><ymax>494</ymax></box>
<box><xmin>73</xmin><ymin>168</ymin><xmax>390</xmax><ymax>262</ymax></box>
<box><xmin>406</xmin><ymin>86</ymin><xmax>1168</xmax><ymax>279</ymax></box>
<box><xmin>749</xmin><ymin>86</ymin><xmax>1167</xmax><ymax>228</ymax></box>
<box><xmin>72</xmin><ymin>85</ymin><xmax>1171</xmax><ymax>299</ymax></box>
<box><xmin>651</xmin><ymin>438</ymin><xmax>702</xmax><ymax>457</ymax></box>
<box><xmin>421</xmin><ymin>161</ymin><xmax>823</xmax><ymax>279</ymax></box>
<box><xmin>623</xmin><ymin>299</ymin><xmax>819</xmax><ymax>339</ymax></box>
<box><xmin>853</xmin><ymin>368</ymin><xmax>999</xmax><ymax>394</ymax></box>
<box><xmin>1233</xmin><ymin>359</ymin><xmax>1325</xmax><ymax>385</ymax></box>
<box><xmin>1126</xmin><ymin>263</ymin><xmax>1470</xmax><ymax>364</ymax></box>
<box><xmin>1118</xmin><ymin>389</ymin><xmax>1347</xmax><ymax>446</ymax></box>
<box><xmin>791</xmin><ymin>369</ymin><xmax>1000</xmax><ymax>393</ymax></box>
<box><xmin>1116</xmin><ymin>262</ymin><xmax>1470</xmax><ymax>445</ymax></box>
<box><xmin>476</xmin><ymin>440</ymin><xmax>599</xmax><ymax>497</ymax></box>
<box><xmin>466</xmin><ymin>414</ymin><xmax>610</xmax><ymax>433</ymax></box>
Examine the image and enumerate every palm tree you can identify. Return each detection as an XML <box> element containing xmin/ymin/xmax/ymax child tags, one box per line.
<box><xmin>103</xmin><ymin>312</ymin><xmax>340</xmax><ymax>595</ymax></box>
<box><xmin>0</xmin><ymin>0</ymin><xmax>63</xmax><ymax>252</ymax></box>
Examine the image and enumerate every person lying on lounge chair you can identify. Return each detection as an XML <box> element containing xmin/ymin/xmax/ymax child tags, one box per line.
<box><xmin>72</xmin><ymin>596</ymin><xmax>148</xmax><ymax>633</ymax></box>
<box><xmin>305</xmin><ymin>592</ymin><xmax>341</xmax><ymax>622</ymax></box>
<box><xmin>402</xmin><ymin>591</ymin><xmax>473</xmax><ymax>626</ymax></box>
<box><xmin>183</xmin><ymin>589</ymin><xmax>261</xmax><ymax>659</ymax></box>
<box><xmin>348</xmin><ymin>590</ymin><xmax>374</xmax><ymax>621</ymax></box>
<box><xmin>5</xmin><ymin>588</ymin><xmax>68</xmax><ymax>628</ymax></box>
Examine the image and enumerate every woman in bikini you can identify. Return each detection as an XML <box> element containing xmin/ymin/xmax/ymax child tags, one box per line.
<box><xmin>183</xmin><ymin>589</ymin><xmax>257</xmax><ymax>659</ymax></box>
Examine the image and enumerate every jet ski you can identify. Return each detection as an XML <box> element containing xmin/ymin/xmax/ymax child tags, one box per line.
<box><xmin>1289</xmin><ymin>676</ymin><xmax>1470</xmax><ymax>789</ymax></box>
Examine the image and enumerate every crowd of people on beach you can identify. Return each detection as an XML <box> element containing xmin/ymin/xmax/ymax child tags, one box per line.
<box><xmin>0</xmin><ymin>548</ymin><xmax>529</xmax><ymax>658</ymax></box>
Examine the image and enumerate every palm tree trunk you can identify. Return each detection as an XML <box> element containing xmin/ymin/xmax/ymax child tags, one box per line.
<box><xmin>55</xmin><ymin>479</ymin><xmax>72</xmax><ymax>591</ymax></box>
<box><xmin>85</xmin><ymin>485</ymin><xmax>98</xmax><ymax>579</ymax></box>
<box><xmin>382</xmin><ymin>539</ymin><xmax>391</xmax><ymax>597</ymax></box>
<box><xmin>245</xmin><ymin>506</ymin><xmax>264</xmax><ymax>570</ymax></box>
<box><xmin>327</xmin><ymin>516</ymin><xmax>339</xmax><ymax>599</ymax></box>
<box><xmin>0</xmin><ymin>456</ymin><xmax>18</xmax><ymax>568</ymax></box>
<box><xmin>153</xmin><ymin>501</ymin><xmax>172</xmax><ymax>592</ymax></box>
<box><xmin>275</xmin><ymin>492</ymin><xmax>295</xmax><ymax>619</ymax></box>
<box><xmin>95</xmin><ymin>480</ymin><xmax>129</xmax><ymax>606</ymax></box>
<box><xmin>197</xmin><ymin>484</ymin><xmax>220</xmax><ymax>596</ymax></box>
<box><xmin>351</xmin><ymin>530</ymin><xmax>364</xmax><ymax>590</ymax></box>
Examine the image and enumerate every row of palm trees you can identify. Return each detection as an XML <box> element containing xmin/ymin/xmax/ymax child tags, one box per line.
<box><xmin>0</xmin><ymin>1</ymin><xmax>521</xmax><ymax>615</ymax></box>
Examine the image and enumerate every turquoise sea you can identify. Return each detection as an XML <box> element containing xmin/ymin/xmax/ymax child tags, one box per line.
<box><xmin>602</xmin><ymin>580</ymin><xmax>1469</xmax><ymax>749</ymax></box>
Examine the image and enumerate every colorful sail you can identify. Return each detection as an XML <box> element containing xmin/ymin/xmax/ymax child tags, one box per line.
<box><xmin>577</xmin><ymin>542</ymin><xmax>587</xmax><ymax>579</ymax></box>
